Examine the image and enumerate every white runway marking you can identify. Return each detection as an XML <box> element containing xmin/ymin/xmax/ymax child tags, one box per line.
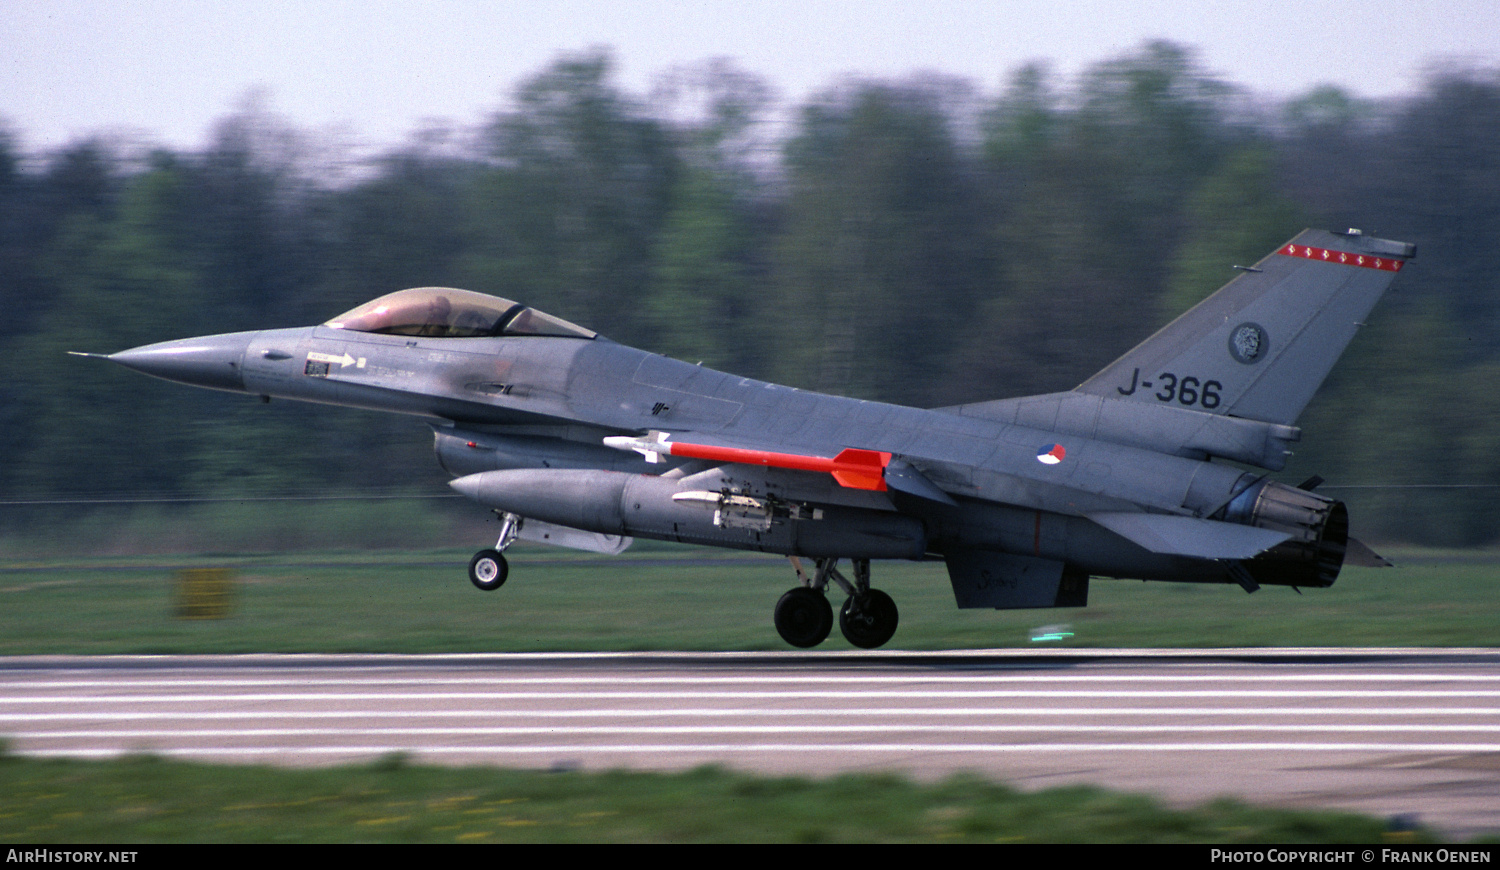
<box><xmin>20</xmin><ymin>742</ymin><xmax>1500</xmax><ymax>758</ymax></box>
<box><xmin>15</xmin><ymin>724</ymin><xmax>1500</xmax><ymax>738</ymax></box>
<box><xmin>3</xmin><ymin>705</ymin><xmax>1499</xmax><ymax>720</ymax></box>
<box><xmin>4</xmin><ymin>689</ymin><xmax>1499</xmax><ymax>703</ymax></box>
<box><xmin>11</xmin><ymin>672</ymin><xmax>1500</xmax><ymax>688</ymax></box>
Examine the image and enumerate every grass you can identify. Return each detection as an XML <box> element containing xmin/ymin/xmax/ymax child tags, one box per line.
<box><xmin>0</xmin><ymin>749</ymin><xmax>1443</xmax><ymax>844</ymax></box>
<box><xmin>0</xmin><ymin>543</ymin><xmax>1497</xmax><ymax>653</ymax></box>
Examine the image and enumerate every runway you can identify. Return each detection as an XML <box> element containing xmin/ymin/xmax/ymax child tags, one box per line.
<box><xmin>3</xmin><ymin>649</ymin><xmax>1498</xmax><ymax>840</ymax></box>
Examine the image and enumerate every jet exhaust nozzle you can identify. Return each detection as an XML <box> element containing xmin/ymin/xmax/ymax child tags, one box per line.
<box><xmin>1224</xmin><ymin>478</ymin><xmax>1349</xmax><ymax>588</ymax></box>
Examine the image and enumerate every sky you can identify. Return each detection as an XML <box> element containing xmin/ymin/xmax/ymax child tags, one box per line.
<box><xmin>4</xmin><ymin>0</ymin><xmax>1498</xmax><ymax>156</ymax></box>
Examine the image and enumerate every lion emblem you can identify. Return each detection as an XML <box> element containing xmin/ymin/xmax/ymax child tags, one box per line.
<box><xmin>1229</xmin><ymin>323</ymin><xmax>1266</xmax><ymax>364</ymax></box>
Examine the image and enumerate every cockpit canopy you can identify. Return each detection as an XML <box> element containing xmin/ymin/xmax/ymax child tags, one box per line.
<box><xmin>326</xmin><ymin>287</ymin><xmax>596</xmax><ymax>339</ymax></box>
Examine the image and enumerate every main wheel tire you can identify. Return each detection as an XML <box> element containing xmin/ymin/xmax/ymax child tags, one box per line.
<box><xmin>774</xmin><ymin>587</ymin><xmax>833</xmax><ymax>648</ymax></box>
<box><xmin>468</xmin><ymin>549</ymin><xmax>508</xmax><ymax>591</ymax></box>
<box><xmin>839</xmin><ymin>588</ymin><xmax>899</xmax><ymax>649</ymax></box>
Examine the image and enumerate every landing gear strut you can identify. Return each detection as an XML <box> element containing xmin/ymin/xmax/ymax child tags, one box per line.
<box><xmin>468</xmin><ymin>512</ymin><xmax>520</xmax><ymax>591</ymax></box>
<box><xmin>773</xmin><ymin>557</ymin><xmax>899</xmax><ymax>649</ymax></box>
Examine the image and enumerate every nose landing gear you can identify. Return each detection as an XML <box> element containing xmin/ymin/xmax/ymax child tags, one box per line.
<box><xmin>468</xmin><ymin>512</ymin><xmax>520</xmax><ymax>591</ymax></box>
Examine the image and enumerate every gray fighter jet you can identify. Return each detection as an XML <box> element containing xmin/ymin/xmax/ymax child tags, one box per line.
<box><xmin>91</xmin><ymin>228</ymin><xmax>1414</xmax><ymax>648</ymax></box>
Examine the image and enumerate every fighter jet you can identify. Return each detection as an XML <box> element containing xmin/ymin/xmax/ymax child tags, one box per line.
<box><xmin>90</xmin><ymin>228</ymin><xmax>1414</xmax><ymax>648</ymax></box>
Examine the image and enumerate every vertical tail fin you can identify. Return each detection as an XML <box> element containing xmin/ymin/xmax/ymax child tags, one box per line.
<box><xmin>1075</xmin><ymin>229</ymin><xmax>1415</xmax><ymax>425</ymax></box>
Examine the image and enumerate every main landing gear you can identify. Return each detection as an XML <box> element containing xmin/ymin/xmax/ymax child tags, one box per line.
<box><xmin>775</xmin><ymin>557</ymin><xmax>899</xmax><ymax>649</ymax></box>
<box><xmin>468</xmin><ymin>512</ymin><xmax>519</xmax><ymax>591</ymax></box>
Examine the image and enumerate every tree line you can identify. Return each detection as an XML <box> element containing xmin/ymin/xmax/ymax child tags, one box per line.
<box><xmin>3</xmin><ymin>42</ymin><xmax>1497</xmax><ymax>546</ymax></box>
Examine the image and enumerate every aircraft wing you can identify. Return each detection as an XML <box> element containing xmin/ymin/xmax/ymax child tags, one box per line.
<box><xmin>604</xmin><ymin>425</ymin><xmax>1307</xmax><ymax>567</ymax></box>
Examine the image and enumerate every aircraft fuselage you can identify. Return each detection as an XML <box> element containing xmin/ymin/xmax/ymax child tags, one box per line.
<box><xmin>114</xmin><ymin>323</ymin><xmax>1303</xmax><ymax>586</ymax></box>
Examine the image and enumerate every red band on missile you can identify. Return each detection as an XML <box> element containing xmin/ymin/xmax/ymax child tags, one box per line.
<box><xmin>1278</xmin><ymin>243</ymin><xmax>1404</xmax><ymax>272</ymax></box>
<box><xmin>663</xmin><ymin>442</ymin><xmax>892</xmax><ymax>491</ymax></box>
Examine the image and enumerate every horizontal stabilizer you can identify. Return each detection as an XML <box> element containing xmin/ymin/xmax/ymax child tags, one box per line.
<box><xmin>1088</xmin><ymin>512</ymin><xmax>1290</xmax><ymax>560</ymax></box>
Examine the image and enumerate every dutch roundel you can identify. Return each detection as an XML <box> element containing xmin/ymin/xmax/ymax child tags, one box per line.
<box><xmin>1036</xmin><ymin>444</ymin><xmax>1066</xmax><ymax>465</ymax></box>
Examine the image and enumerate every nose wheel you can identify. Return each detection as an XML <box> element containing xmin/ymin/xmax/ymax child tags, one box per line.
<box><xmin>468</xmin><ymin>512</ymin><xmax>520</xmax><ymax>591</ymax></box>
<box><xmin>468</xmin><ymin>549</ymin><xmax>508</xmax><ymax>591</ymax></box>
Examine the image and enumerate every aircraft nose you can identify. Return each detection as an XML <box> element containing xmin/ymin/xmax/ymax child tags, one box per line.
<box><xmin>107</xmin><ymin>332</ymin><xmax>254</xmax><ymax>392</ymax></box>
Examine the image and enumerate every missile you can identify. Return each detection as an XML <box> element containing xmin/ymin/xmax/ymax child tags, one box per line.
<box><xmin>603</xmin><ymin>432</ymin><xmax>890</xmax><ymax>491</ymax></box>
